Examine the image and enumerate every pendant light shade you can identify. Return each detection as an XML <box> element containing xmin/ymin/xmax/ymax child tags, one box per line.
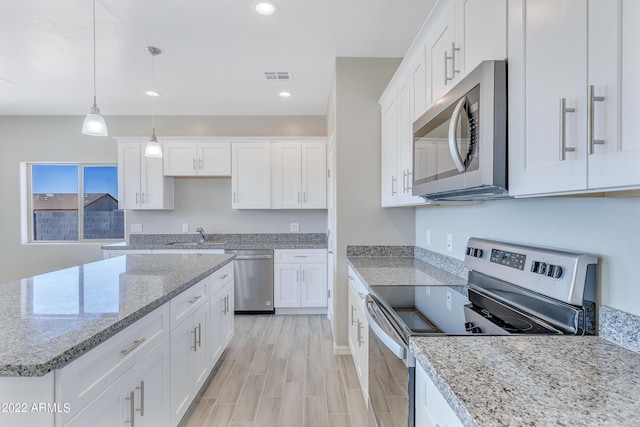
<box><xmin>145</xmin><ymin>129</ymin><xmax>162</xmax><ymax>158</ymax></box>
<box><xmin>82</xmin><ymin>0</ymin><xmax>108</xmax><ymax>136</ymax></box>
<box><xmin>145</xmin><ymin>46</ymin><xmax>162</xmax><ymax>158</ymax></box>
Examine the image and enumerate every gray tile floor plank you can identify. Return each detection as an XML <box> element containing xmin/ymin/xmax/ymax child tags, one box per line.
<box><xmin>181</xmin><ymin>315</ymin><xmax>370</xmax><ymax>427</ymax></box>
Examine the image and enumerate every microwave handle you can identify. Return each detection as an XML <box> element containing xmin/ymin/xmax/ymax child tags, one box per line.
<box><xmin>448</xmin><ymin>97</ymin><xmax>468</xmax><ymax>173</ymax></box>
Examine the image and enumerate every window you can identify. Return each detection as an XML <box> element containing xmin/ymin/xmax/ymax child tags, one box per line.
<box><xmin>28</xmin><ymin>163</ymin><xmax>124</xmax><ymax>242</ymax></box>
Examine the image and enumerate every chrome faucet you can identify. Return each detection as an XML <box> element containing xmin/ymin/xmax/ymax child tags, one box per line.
<box><xmin>196</xmin><ymin>227</ymin><xmax>206</xmax><ymax>243</ymax></box>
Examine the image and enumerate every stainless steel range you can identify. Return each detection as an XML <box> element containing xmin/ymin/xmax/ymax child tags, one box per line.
<box><xmin>365</xmin><ymin>238</ymin><xmax>598</xmax><ymax>427</ymax></box>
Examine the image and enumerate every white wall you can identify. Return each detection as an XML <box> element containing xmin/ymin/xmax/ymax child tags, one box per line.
<box><xmin>329</xmin><ymin>58</ymin><xmax>416</xmax><ymax>348</ymax></box>
<box><xmin>0</xmin><ymin>115</ymin><xmax>326</xmax><ymax>283</ymax></box>
<box><xmin>415</xmin><ymin>195</ymin><xmax>640</xmax><ymax>317</ymax></box>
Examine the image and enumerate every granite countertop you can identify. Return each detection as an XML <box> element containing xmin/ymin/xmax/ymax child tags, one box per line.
<box><xmin>410</xmin><ymin>336</ymin><xmax>640</xmax><ymax>427</ymax></box>
<box><xmin>103</xmin><ymin>240</ymin><xmax>328</xmax><ymax>250</ymax></box>
<box><xmin>0</xmin><ymin>253</ymin><xmax>234</xmax><ymax>377</ymax></box>
<box><xmin>347</xmin><ymin>256</ymin><xmax>467</xmax><ymax>288</ymax></box>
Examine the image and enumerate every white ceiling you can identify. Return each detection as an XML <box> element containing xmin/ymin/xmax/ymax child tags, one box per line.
<box><xmin>0</xmin><ymin>0</ymin><xmax>437</xmax><ymax>116</ymax></box>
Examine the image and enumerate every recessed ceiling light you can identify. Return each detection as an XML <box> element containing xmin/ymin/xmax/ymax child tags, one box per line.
<box><xmin>279</xmin><ymin>91</ymin><xmax>292</xmax><ymax>98</ymax></box>
<box><xmin>253</xmin><ymin>1</ymin><xmax>278</xmax><ymax>16</ymax></box>
<box><xmin>145</xmin><ymin>91</ymin><xmax>160</xmax><ymax>97</ymax></box>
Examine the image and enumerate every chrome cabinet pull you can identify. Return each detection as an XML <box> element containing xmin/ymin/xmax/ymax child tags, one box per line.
<box><xmin>136</xmin><ymin>380</ymin><xmax>145</xmax><ymax>417</ymax></box>
<box><xmin>121</xmin><ymin>338</ymin><xmax>146</xmax><ymax>356</ymax></box>
<box><xmin>351</xmin><ymin>305</ymin><xmax>356</xmax><ymax>326</ymax></box>
<box><xmin>136</xmin><ymin>192</ymin><xmax>140</xmax><ymax>204</ymax></box>
<box><xmin>188</xmin><ymin>295</ymin><xmax>202</xmax><ymax>304</ymax></box>
<box><xmin>233</xmin><ymin>192</ymin><xmax>237</xmax><ymax>203</ymax></box>
<box><xmin>196</xmin><ymin>323</ymin><xmax>202</xmax><ymax>348</ymax></box>
<box><xmin>445</xmin><ymin>42</ymin><xmax>460</xmax><ymax>85</ymax></box>
<box><xmin>304</xmin><ymin>192</ymin><xmax>307</xmax><ymax>203</ymax></box>
<box><xmin>294</xmin><ymin>255</ymin><xmax>307</xmax><ymax>258</ymax></box>
<box><xmin>191</xmin><ymin>328</ymin><xmax>197</xmax><ymax>351</ymax></box>
<box><xmin>588</xmin><ymin>85</ymin><xmax>606</xmax><ymax>155</ymax></box>
<box><xmin>193</xmin><ymin>158</ymin><xmax>196</xmax><ymax>170</ymax></box>
<box><xmin>199</xmin><ymin>158</ymin><xmax>204</xmax><ymax>169</ymax></box>
<box><xmin>125</xmin><ymin>391</ymin><xmax>135</xmax><ymax>426</ymax></box>
<box><xmin>560</xmin><ymin>98</ymin><xmax>576</xmax><ymax>160</ymax></box>
<box><xmin>220</xmin><ymin>274</ymin><xmax>229</xmax><ymax>280</ymax></box>
<box><xmin>391</xmin><ymin>176</ymin><xmax>397</xmax><ymax>195</ymax></box>
<box><xmin>225</xmin><ymin>295</ymin><xmax>229</xmax><ymax>314</ymax></box>
<box><xmin>302</xmin><ymin>269</ymin><xmax>305</xmax><ymax>282</ymax></box>
<box><xmin>298</xmin><ymin>192</ymin><xmax>301</xmax><ymax>203</ymax></box>
<box><xmin>407</xmin><ymin>171</ymin><xmax>413</xmax><ymax>190</ymax></box>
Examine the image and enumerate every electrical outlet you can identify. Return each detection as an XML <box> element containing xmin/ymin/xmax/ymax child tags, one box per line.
<box><xmin>290</xmin><ymin>223</ymin><xmax>300</xmax><ymax>232</ymax></box>
<box><xmin>182</xmin><ymin>223</ymin><xmax>189</xmax><ymax>233</ymax></box>
<box><xmin>426</xmin><ymin>229</ymin><xmax>432</xmax><ymax>246</ymax></box>
<box><xmin>130</xmin><ymin>224</ymin><xmax>143</xmax><ymax>233</ymax></box>
<box><xmin>446</xmin><ymin>290</ymin><xmax>452</xmax><ymax>310</ymax></box>
<box><xmin>425</xmin><ymin>287</ymin><xmax>430</xmax><ymax>296</ymax></box>
<box><xmin>447</xmin><ymin>233</ymin><xmax>453</xmax><ymax>252</ymax></box>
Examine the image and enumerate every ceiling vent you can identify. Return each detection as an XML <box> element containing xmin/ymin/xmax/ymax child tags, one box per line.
<box><xmin>264</xmin><ymin>71</ymin><xmax>292</xmax><ymax>83</ymax></box>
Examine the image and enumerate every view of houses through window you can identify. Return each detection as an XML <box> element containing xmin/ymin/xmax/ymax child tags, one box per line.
<box><xmin>30</xmin><ymin>164</ymin><xmax>124</xmax><ymax>241</ymax></box>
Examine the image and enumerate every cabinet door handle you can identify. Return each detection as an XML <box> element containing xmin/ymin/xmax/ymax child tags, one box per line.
<box><xmin>191</xmin><ymin>328</ymin><xmax>198</xmax><ymax>351</ymax></box>
<box><xmin>391</xmin><ymin>176</ymin><xmax>397</xmax><ymax>195</ymax></box>
<box><xmin>304</xmin><ymin>192</ymin><xmax>307</xmax><ymax>203</ymax></box>
<box><xmin>199</xmin><ymin>158</ymin><xmax>204</xmax><ymax>169</ymax></box>
<box><xmin>407</xmin><ymin>171</ymin><xmax>413</xmax><ymax>190</ymax></box>
<box><xmin>588</xmin><ymin>85</ymin><xmax>606</xmax><ymax>155</ymax></box>
<box><xmin>121</xmin><ymin>338</ymin><xmax>146</xmax><ymax>356</ymax></box>
<box><xmin>298</xmin><ymin>192</ymin><xmax>301</xmax><ymax>203</ymax></box>
<box><xmin>560</xmin><ymin>98</ymin><xmax>576</xmax><ymax>160</ymax></box>
<box><xmin>220</xmin><ymin>274</ymin><xmax>229</xmax><ymax>280</ymax></box>
<box><xmin>125</xmin><ymin>391</ymin><xmax>135</xmax><ymax>427</ymax></box>
<box><xmin>135</xmin><ymin>380</ymin><xmax>145</xmax><ymax>417</ymax></box>
<box><xmin>136</xmin><ymin>192</ymin><xmax>140</xmax><ymax>204</ymax></box>
<box><xmin>197</xmin><ymin>323</ymin><xmax>202</xmax><ymax>348</ymax></box>
<box><xmin>225</xmin><ymin>295</ymin><xmax>230</xmax><ymax>314</ymax></box>
<box><xmin>233</xmin><ymin>192</ymin><xmax>237</xmax><ymax>203</ymax></box>
<box><xmin>193</xmin><ymin>158</ymin><xmax>196</xmax><ymax>170</ymax></box>
<box><xmin>188</xmin><ymin>295</ymin><xmax>202</xmax><ymax>304</ymax></box>
<box><xmin>445</xmin><ymin>42</ymin><xmax>460</xmax><ymax>85</ymax></box>
<box><xmin>351</xmin><ymin>305</ymin><xmax>356</xmax><ymax>326</ymax></box>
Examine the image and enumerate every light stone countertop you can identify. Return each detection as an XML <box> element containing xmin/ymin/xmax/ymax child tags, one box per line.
<box><xmin>410</xmin><ymin>336</ymin><xmax>640</xmax><ymax>427</ymax></box>
<box><xmin>0</xmin><ymin>253</ymin><xmax>234</xmax><ymax>377</ymax></box>
<box><xmin>103</xmin><ymin>240</ymin><xmax>328</xmax><ymax>250</ymax></box>
<box><xmin>347</xmin><ymin>256</ymin><xmax>467</xmax><ymax>289</ymax></box>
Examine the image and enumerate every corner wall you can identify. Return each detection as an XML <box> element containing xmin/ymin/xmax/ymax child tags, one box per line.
<box><xmin>329</xmin><ymin>58</ymin><xmax>416</xmax><ymax>348</ymax></box>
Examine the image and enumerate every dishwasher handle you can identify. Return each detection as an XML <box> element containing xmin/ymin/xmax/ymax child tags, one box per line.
<box><xmin>233</xmin><ymin>254</ymin><xmax>273</xmax><ymax>260</ymax></box>
<box><xmin>365</xmin><ymin>296</ymin><xmax>406</xmax><ymax>360</ymax></box>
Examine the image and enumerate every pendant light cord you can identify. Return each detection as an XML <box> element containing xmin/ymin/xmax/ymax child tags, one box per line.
<box><xmin>151</xmin><ymin>52</ymin><xmax>155</xmax><ymax>132</ymax></box>
<box><xmin>92</xmin><ymin>0</ymin><xmax>97</xmax><ymax>107</ymax></box>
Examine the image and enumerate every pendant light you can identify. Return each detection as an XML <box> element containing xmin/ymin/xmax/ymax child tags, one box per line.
<box><xmin>82</xmin><ymin>0</ymin><xmax>108</xmax><ymax>136</ymax></box>
<box><xmin>144</xmin><ymin>46</ymin><xmax>162</xmax><ymax>158</ymax></box>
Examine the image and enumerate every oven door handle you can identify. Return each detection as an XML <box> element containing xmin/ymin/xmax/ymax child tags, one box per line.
<box><xmin>365</xmin><ymin>296</ymin><xmax>406</xmax><ymax>359</ymax></box>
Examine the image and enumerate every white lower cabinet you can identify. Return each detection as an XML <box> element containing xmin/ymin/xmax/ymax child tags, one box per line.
<box><xmin>66</xmin><ymin>336</ymin><xmax>171</xmax><ymax>427</ymax></box>
<box><xmin>273</xmin><ymin>250</ymin><xmax>328</xmax><ymax>311</ymax></box>
<box><xmin>51</xmin><ymin>264</ymin><xmax>235</xmax><ymax>427</ymax></box>
<box><xmin>347</xmin><ymin>268</ymin><xmax>368</xmax><ymax>403</ymax></box>
<box><xmin>415</xmin><ymin>362</ymin><xmax>463</xmax><ymax>427</ymax></box>
<box><xmin>170</xmin><ymin>290</ymin><xmax>210</xmax><ymax>426</ymax></box>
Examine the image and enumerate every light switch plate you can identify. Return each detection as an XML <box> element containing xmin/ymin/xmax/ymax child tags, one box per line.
<box><xmin>290</xmin><ymin>223</ymin><xmax>300</xmax><ymax>232</ymax></box>
<box><xmin>130</xmin><ymin>224</ymin><xmax>143</xmax><ymax>233</ymax></box>
<box><xmin>182</xmin><ymin>223</ymin><xmax>189</xmax><ymax>233</ymax></box>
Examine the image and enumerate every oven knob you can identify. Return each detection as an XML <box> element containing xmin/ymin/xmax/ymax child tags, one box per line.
<box><xmin>547</xmin><ymin>265</ymin><xmax>563</xmax><ymax>278</ymax></box>
<box><xmin>473</xmin><ymin>248</ymin><xmax>483</xmax><ymax>258</ymax></box>
<box><xmin>471</xmin><ymin>327</ymin><xmax>483</xmax><ymax>334</ymax></box>
<box><xmin>536</xmin><ymin>262</ymin><xmax>547</xmax><ymax>275</ymax></box>
<box><xmin>466</xmin><ymin>247</ymin><xmax>473</xmax><ymax>256</ymax></box>
<box><xmin>464</xmin><ymin>322</ymin><xmax>474</xmax><ymax>331</ymax></box>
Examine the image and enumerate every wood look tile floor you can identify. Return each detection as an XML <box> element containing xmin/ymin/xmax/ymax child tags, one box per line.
<box><xmin>180</xmin><ymin>315</ymin><xmax>368</xmax><ymax>427</ymax></box>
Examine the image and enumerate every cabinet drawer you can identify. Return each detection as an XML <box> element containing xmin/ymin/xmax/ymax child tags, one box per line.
<box><xmin>170</xmin><ymin>278</ymin><xmax>209</xmax><ymax>330</ymax></box>
<box><xmin>275</xmin><ymin>249</ymin><xmax>327</xmax><ymax>263</ymax></box>
<box><xmin>56</xmin><ymin>303</ymin><xmax>170</xmax><ymax>425</ymax></box>
<box><xmin>209</xmin><ymin>262</ymin><xmax>233</xmax><ymax>294</ymax></box>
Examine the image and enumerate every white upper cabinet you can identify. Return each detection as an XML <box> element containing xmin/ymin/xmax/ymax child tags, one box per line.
<box><xmin>272</xmin><ymin>140</ymin><xmax>327</xmax><ymax>209</ymax></box>
<box><xmin>117</xmin><ymin>142</ymin><xmax>174</xmax><ymax>210</ymax></box>
<box><xmin>163</xmin><ymin>141</ymin><xmax>231</xmax><ymax>177</ymax></box>
<box><xmin>587</xmin><ymin>0</ymin><xmax>640</xmax><ymax>190</ymax></box>
<box><xmin>425</xmin><ymin>0</ymin><xmax>507</xmax><ymax>108</ymax></box>
<box><xmin>231</xmin><ymin>142</ymin><xmax>271</xmax><ymax>209</ymax></box>
<box><xmin>509</xmin><ymin>0</ymin><xmax>640</xmax><ymax>196</ymax></box>
<box><xmin>379</xmin><ymin>0</ymin><xmax>506</xmax><ymax>208</ymax></box>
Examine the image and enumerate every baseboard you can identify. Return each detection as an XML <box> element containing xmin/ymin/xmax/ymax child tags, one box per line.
<box><xmin>333</xmin><ymin>344</ymin><xmax>351</xmax><ymax>356</ymax></box>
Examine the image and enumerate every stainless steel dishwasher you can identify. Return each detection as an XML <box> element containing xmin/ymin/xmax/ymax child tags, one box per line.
<box><xmin>224</xmin><ymin>249</ymin><xmax>274</xmax><ymax>313</ymax></box>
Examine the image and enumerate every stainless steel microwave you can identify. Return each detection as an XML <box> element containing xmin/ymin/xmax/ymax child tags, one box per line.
<box><xmin>412</xmin><ymin>60</ymin><xmax>507</xmax><ymax>201</ymax></box>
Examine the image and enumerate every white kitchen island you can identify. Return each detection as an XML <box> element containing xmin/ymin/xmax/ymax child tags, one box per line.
<box><xmin>0</xmin><ymin>253</ymin><xmax>235</xmax><ymax>427</ymax></box>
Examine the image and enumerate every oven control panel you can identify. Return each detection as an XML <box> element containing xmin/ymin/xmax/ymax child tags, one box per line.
<box><xmin>489</xmin><ymin>249</ymin><xmax>526</xmax><ymax>270</ymax></box>
<box><xmin>464</xmin><ymin>237</ymin><xmax>598</xmax><ymax>306</ymax></box>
